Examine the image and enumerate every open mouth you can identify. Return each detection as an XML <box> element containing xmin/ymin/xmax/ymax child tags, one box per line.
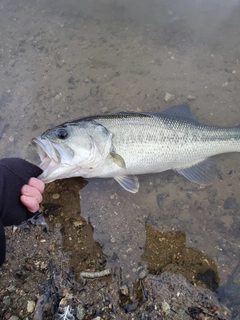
<box><xmin>32</xmin><ymin>138</ymin><xmax>57</xmax><ymax>171</ymax></box>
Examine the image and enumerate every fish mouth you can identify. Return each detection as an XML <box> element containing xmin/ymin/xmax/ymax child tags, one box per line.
<box><xmin>32</xmin><ymin>137</ymin><xmax>76</xmax><ymax>183</ymax></box>
<box><xmin>32</xmin><ymin>137</ymin><xmax>60</xmax><ymax>171</ymax></box>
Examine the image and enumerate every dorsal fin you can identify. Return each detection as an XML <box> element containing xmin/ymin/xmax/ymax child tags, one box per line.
<box><xmin>160</xmin><ymin>104</ymin><xmax>195</xmax><ymax>120</ymax></box>
<box><xmin>139</xmin><ymin>104</ymin><xmax>198</xmax><ymax>122</ymax></box>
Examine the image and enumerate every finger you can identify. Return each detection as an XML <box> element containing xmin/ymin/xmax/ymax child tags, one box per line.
<box><xmin>20</xmin><ymin>195</ymin><xmax>39</xmax><ymax>213</ymax></box>
<box><xmin>21</xmin><ymin>185</ymin><xmax>43</xmax><ymax>204</ymax></box>
<box><xmin>27</xmin><ymin>177</ymin><xmax>45</xmax><ymax>194</ymax></box>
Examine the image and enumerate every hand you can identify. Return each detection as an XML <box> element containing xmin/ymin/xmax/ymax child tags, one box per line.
<box><xmin>0</xmin><ymin>158</ymin><xmax>45</xmax><ymax>266</ymax></box>
<box><xmin>20</xmin><ymin>177</ymin><xmax>45</xmax><ymax>213</ymax></box>
<box><xmin>0</xmin><ymin>158</ymin><xmax>44</xmax><ymax>227</ymax></box>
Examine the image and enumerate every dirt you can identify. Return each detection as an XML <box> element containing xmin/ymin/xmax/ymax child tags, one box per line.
<box><xmin>0</xmin><ymin>0</ymin><xmax>240</xmax><ymax>319</ymax></box>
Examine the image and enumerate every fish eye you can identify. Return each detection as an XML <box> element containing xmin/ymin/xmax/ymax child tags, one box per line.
<box><xmin>57</xmin><ymin>128</ymin><xmax>69</xmax><ymax>140</ymax></box>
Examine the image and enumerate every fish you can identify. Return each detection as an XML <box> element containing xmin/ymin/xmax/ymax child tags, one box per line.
<box><xmin>32</xmin><ymin>104</ymin><xmax>240</xmax><ymax>193</ymax></box>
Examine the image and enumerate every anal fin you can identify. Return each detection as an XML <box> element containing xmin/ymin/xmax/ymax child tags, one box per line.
<box><xmin>176</xmin><ymin>157</ymin><xmax>217</xmax><ymax>185</ymax></box>
<box><xmin>114</xmin><ymin>175</ymin><xmax>139</xmax><ymax>193</ymax></box>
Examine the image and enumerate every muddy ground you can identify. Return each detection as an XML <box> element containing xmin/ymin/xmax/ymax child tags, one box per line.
<box><xmin>0</xmin><ymin>0</ymin><xmax>240</xmax><ymax>319</ymax></box>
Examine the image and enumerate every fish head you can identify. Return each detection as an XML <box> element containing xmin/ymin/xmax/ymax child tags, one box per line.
<box><xmin>32</xmin><ymin>120</ymin><xmax>113</xmax><ymax>183</ymax></box>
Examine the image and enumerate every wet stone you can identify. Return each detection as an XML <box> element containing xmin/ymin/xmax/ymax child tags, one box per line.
<box><xmin>157</xmin><ymin>193</ymin><xmax>168</xmax><ymax>207</ymax></box>
<box><xmin>187</xmin><ymin>95</ymin><xmax>197</xmax><ymax>101</ymax></box>
<box><xmin>120</xmin><ymin>284</ymin><xmax>129</xmax><ymax>296</ymax></box>
<box><xmin>164</xmin><ymin>92</ymin><xmax>175</xmax><ymax>102</ymax></box>
<box><xmin>76</xmin><ymin>304</ymin><xmax>85</xmax><ymax>320</ymax></box>
<box><xmin>52</xmin><ymin>193</ymin><xmax>60</xmax><ymax>199</ymax></box>
<box><xmin>101</xmin><ymin>106</ymin><xmax>108</xmax><ymax>113</ymax></box>
<box><xmin>124</xmin><ymin>301</ymin><xmax>138</xmax><ymax>312</ymax></box>
<box><xmin>161</xmin><ymin>300</ymin><xmax>170</xmax><ymax>315</ymax></box>
<box><xmin>223</xmin><ymin>197</ymin><xmax>238</xmax><ymax>210</ymax></box>
<box><xmin>27</xmin><ymin>300</ymin><xmax>35</xmax><ymax>313</ymax></box>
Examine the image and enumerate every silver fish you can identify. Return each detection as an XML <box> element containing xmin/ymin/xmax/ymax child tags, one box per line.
<box><xmin>32</xmin><ymin>104</ymin><xmax>240</xmax><ymax>193</ymax></box>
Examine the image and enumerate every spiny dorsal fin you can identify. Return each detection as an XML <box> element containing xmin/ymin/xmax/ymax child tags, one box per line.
<box><xmin>139</xmin><ymin>104</ymin><xmax>197</xmax><ymax>122</ymax></box>
<box><xmin>160</xmin><ymin>104</ymin><xmax>196</xmax><ymax>121</ymax></box>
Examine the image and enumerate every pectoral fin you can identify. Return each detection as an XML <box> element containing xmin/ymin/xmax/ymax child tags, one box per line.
<box><xmin>114</xmin><ymin>175</ymin><xmax>139</xmax><ymax>193</ymax></box>
<box><xmin>176</xmin><ymin>157</ymin><xmax>217</xmax><ymax>185</ymax></box>
<box><xmin>111</xmin><ymin>151</ymin><xmax>126</xmax><ymax>169</ymax></box>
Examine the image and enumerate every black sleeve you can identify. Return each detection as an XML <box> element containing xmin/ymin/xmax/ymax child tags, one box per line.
<box><xmin>0</xmin><ymin>220</ymin><xmax>5</xmax><ymax>266</ymax></box>
<box><xmin>0</xmin><ymin>158</ymin><xmax>43</xmax><ymax>266</ymax></box>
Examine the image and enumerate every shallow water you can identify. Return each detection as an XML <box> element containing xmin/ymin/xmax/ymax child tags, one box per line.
<box><xmin>1</xmin><ymin>0</ymin><xmax>240</xmax><ymax>316</ymax></box>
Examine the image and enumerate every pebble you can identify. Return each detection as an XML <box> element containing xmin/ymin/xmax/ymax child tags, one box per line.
<box><xmin>161</xmin><ymin>300</ymin><xmax>170</xmax><ymax>315</ymax></box>
<box><xmin>164</xmin><ymin>92</ymin><xmax>175</xmax><ymax>102</ymax></box>
<box><xmin>157</xmin><ymin>193</ymin><xmax>168</xmax><ymax>207</ymax></box>
<box><xmin>120</xmin><ymin>285</ymin><xmax>129</xmax><ymax>296</ymax></box>
<box><xmin>223</xmin><ymin>197</ymin><xmax>237</xmax><ymax>210</ymax></box>
<box><xmin>73</xmin><ymin>221</ymin><xmax>83</xmax><ymax>227</ymax></box>
<box><xmin>76</xmin><ymin>304</ymin><xmax>85</xmax><ymax>320</ymax></box>
<box><xmin>187</xmin><ymin>95</ymin><xmax>197</xmax><ymax>101</ymax></box>
<box><xmin>83</xmin><ymin>78</ymin><xmax>90</xmax><ymax>83</ymax></box>
<box><xmin>101</xmin><ymin>106</ymin><xmax>108</xmax><ymax>113</ymax></box>
<box><xmin>110</xmin><ymin>237</ymin><xmax>115</xmax><ymax>243</ymax></box>
<box><xmin>139</xmin><ymin>269</ymin><xmax>148</xmax><ymax>279</ymax></box>
<box><xmin>59</xmin><ymin>293</ymin><xmax>72</xmax><ymax>307</ymax></box>
<box><xmin>55</xmin><ymin>92</ymin><xmax>62</xmax><ymax>100</ymax></box>
<box><xmin>52</xmin><ymin>193</ymin><xmax>60</xmax><ymax>199</ymax></box>
<box><xmin>124</xmin><ymin>301</ymin><xmax>138</xmax><ymax>312</ymax></box>
<box><xmin>3</xmin><ymin>297</ymin><xmax>11</xmax><ymax>306</ymax></box>
<box><xmin>27</xmin><ymin>300</ymin><xmax>35</xmax><ymax>313</ymax></box>
<box><xmin>7</xmin><ymin>285</ymin><xmax>16</xmax><ymax>292</ymax></box>
<box><xmin>9</xmin><ymin>316</ymin><xmax>19</xmax><ymax>320</ymax></box>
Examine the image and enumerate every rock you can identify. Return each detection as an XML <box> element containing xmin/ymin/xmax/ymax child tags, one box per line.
<box><xmin>73</xmin><ymin>221</ymin><xmax>83</xmax><ymax>227</ymax></box>
<box><xmin>55</xmin><ymin>93</ymin><xmax>62</xmax><ymax>100</ymax></box>
<box><xmin>164</xmin><ymin>92</ymin><xmax>175</xmax><ymax>102</ymax></box>
<box><xmin>59</xmin><ymin>293</ymin><xmax>72</xmax><ymax>308</ymax></box>
<box><xmin>3</xmin><ymin>296</ymin><xmax>11</xmax><ymax>306</ymax></box>
<box><xmin>138</xmin><ymin>269</ymin><xmax>148</xmax><ymax>279</ymax></box>
<box><xmin>9</xmin><ymin>316</ymin><xmax>19</xmax><ymax>320</ymax></box>
<box><xmin>120</xmin><ymin>285</ymin><xmax>129</xmax><ymax>296</ymax></box>
<box><xmin>161</xmin><ymin>300</ymin><xmax>170</xmax><ymax>315</ymax></box>
<box><xmin>143</xmin><ymin>272</ymin><xmax>230</xmax><ymax>319</ymax></box>
<box><xmin>52</xmin><ymin>193</ymin><xmax>60</xmax><ymax>199</ymax></box>
<box><xmin>110</xmin><ymin>237</ymin><xmax>115</xmax><ymax>243</ymax></box>
<box><xmin>187</xmin><ymin>95</ymin><xmax>197</xmax><ymax>101</ymax></box>
<box><xmin>124</xmin><ymin>301</ymin><xmax>138</xmax><ymax>312</ymax></box>
<box><xmin>101</xmin><ymin>106</ymin><xmax>108</xmax><ymax>113</ymax></box>
<box><xmin>223</xmin><ymin>197</ymin><xmax>237</xmax><ymax>210</ymax></box>
<box><xmin>27</xmin><ymin>300</ymin><xmax>35</xmax><ymax>313</ymax></box>
<box><xmin>76</xmin><ymin>305</ymin><xmax>85</xmax><ymax>320</ymax></box>
<box><xmin>157</xmin><ymin>193</ymin><xmax>168</xmax><ymax>207</ymax></box>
